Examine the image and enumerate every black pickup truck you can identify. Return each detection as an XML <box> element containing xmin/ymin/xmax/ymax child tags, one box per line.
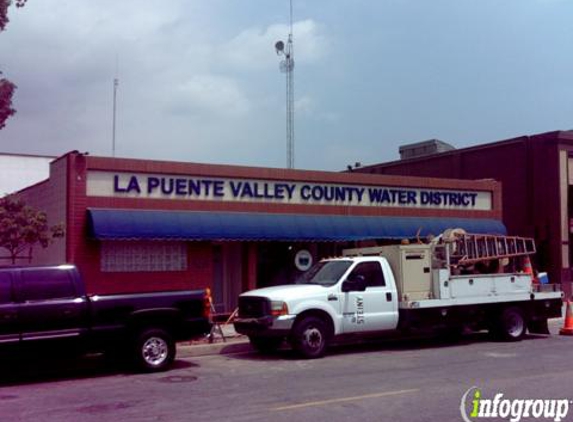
<box><xmin>0</xmin><ymin>265</ymin><xmax>212</xmax><ymax>372</ymax></box>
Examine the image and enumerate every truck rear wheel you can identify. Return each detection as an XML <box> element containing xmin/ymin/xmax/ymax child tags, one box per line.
<box><xmin>290</xmin><ymin>316</ymin><xmax>329</xmax><ymax>359</ymax></box>
<box><xmin>493</xmin><ymin>307</ymin><xmax>526</xmax><ymax>341</ymax></box>
<box><xmin>133</xmin><ymin>328</ymin><xmax>176</xmax><ymax>372</ymax></box>
<box><xmin>249</xmin><ymin>336</ymin><xmax>283</xmax><ymax>354</ymax></box>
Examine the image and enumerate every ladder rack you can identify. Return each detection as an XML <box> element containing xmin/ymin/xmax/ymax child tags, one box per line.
<box><xmin>443</xmin><ymin>233</ymin><xmax>536</xmax><ymax>266</ymax></box>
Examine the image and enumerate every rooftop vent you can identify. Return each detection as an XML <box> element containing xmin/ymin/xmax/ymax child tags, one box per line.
<box><xmin>399</xmin><ymin>139</ymin><xmax>455</xmax><ymax>160</ymax></box>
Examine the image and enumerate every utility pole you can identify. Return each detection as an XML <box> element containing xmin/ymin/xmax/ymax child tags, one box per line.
<box><xmin>112</xmin><ymin>76</ymin><xmax>118</xmax><ymax>157</ymax></box>
<box><xmin>112</xmin><ymin>56</ymin><xmax>119</xmax><ymax>157</ymax></box>
<box><xmin>275</xmin><ymin>0</ymin><xmax>295</xmax><ymax>169</ymax></box>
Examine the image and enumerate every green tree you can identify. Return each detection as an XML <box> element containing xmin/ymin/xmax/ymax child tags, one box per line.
<box><xmin>1</xmin><ymin>0</ymin><xmax>28</xmax><ymax>129</ymax></box>
<box><xmin>0</xmin><ymin>73</ymin><xmax>16</xmax><ymax>130</ymax></box>
<box><xmin>1</xmin><ymin>0</ymin><xmax>27</xmax><ymax>31</ymax></box>
<box><xmin>0</xmin><ymin>196</ymin><xmax>64</xmax><ymax>264</ymax></box>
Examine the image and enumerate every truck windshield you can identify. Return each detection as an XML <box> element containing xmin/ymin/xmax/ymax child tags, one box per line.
<box><xmin>295</xmin><ymin>260</ymin><xmax>353</xmax><ymax>287</ymax></box>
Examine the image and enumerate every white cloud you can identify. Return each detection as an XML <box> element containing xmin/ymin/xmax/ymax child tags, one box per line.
<box><xmin>166</xmin><ymin>75</ymin><xmax>251</xmax><ymax>117</ymax></box>
<box><xmin>219</xmin><ymin>19</ymin><xmax>329</xmax><ymax>71</ymax></box>
<box><xmin>294</xmin><ymin>96</ymin><xmax>339</xmax><ymax>122</ymax></box>
<box><xmin>295</xmin><ymin>95</ymin><xmax>315</xmax><ymax>115</ymax></box>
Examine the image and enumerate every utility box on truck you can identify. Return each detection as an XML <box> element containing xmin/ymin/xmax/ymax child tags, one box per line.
<box><xmin>343</xmin><ymin>244</ymin><xmax>433</xmax><ymax>301</ymax></box>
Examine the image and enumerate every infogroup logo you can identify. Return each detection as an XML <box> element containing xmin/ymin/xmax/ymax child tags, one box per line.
<box><xmin>460</xmin><ymin>387</ymin><xmax>571</xmax><ymax>422</ymax></box>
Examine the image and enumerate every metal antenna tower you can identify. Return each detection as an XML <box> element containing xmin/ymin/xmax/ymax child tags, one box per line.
<box><xmin>112</xmin><ymin>56</ymin><xmax>119</xmax><ymax>157</ymax></box>
<box><xmin>275</xmin><ymin>0</ymin><xmax>295</xmax><ymax>169</ymax></box>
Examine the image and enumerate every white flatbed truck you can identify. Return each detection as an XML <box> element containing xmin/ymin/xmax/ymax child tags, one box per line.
<box><xmin>234</xmin><ymin>231</ymin><xmax>563</xmax><ymax>358</ymax></box>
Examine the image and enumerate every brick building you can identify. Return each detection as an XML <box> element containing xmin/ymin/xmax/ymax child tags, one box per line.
<box><xmin>18</xmin><ymin>151</ymin><xmax>504</xmax><ymax>312</ymax></box>
<box><xmin>354</xmin><ymin>130</ymin><xmax>573</xmax><ymax>295</ymax></box>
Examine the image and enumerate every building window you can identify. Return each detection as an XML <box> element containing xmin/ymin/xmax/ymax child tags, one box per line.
<box><xmin>101</xmin><ymin>241</ymin><xmax>187</xmax><ymax>272</ymax></box>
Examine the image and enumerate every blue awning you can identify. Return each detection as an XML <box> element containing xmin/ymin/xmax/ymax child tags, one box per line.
<box><xmin>87</xmin><ymin>209</ymin><xmax>506</xmax><ymax>242</ymax></box>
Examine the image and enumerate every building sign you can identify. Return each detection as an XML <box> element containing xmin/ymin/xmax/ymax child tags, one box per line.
<box><xmin>86</xmin><ymin>171</ymin><xmax>492</xmax><ymax>210</ymax></box>
<box><xmin>295</xmin><ymin>250</ymin><xmax>313</xmax><ymax>271</ymax></box>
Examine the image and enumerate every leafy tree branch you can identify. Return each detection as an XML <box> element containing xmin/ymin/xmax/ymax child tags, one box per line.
<box><xmin>0</xmin><ymin>196</ymin><xmax>64</xmax><ymax>264</ymax></box>
<box><xmin>1</xmin><ymin>0</ymin><xmax>28</xmax><ymax>129</ymax></box>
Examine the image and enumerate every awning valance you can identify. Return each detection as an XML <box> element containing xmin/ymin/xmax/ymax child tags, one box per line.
<box><xmin>87</xmin><ymin>209</ymin><xmax>506</xmax><ymax>242</ymax></box>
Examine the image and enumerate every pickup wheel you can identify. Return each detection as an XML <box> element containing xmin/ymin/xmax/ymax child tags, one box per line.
<box><xmin>249</xmin><ymin>336</ymin><xmax>283</xmax><ymax>354</ymax></box>
<box><xmin>133</xmin><ymin>328</ymin><xmax>176</xmax><ymax>372</ymax></box>
<box><xmin>493</xmin><ymin>307</ymin><xmax>526</xmax><ymax>341</ymax></box>
<box><xmin>290</xmin><ymin>317</ymin><xmax>329</xmax><ymax>359</ymax></box>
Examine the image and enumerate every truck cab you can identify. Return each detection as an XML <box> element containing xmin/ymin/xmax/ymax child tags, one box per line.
<box><xmin>234</xmin><ymin>256</ymin><xmax>400</xmax><ymax>358</ymax></box>
<box><xmin>0</xmin><ymin>265</ymin><xmax>88</xmax><ymax>348</ymax></box>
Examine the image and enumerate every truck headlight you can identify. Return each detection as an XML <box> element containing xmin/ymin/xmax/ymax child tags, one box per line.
<box><xmin>270</xmin><ymin>301</ymin><xmax>289</xmax><ymax>317</ymax></box>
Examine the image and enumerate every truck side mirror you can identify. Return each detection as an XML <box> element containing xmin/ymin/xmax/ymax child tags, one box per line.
<box><xmin>342</xmin><ymin>274</ymin><xmax>367</xmax><ymax>292</ymax></box>
<box><xmin>341</xmin><ymin>281</ymin><xmax>352</xmax><ymax>292</ymax></box>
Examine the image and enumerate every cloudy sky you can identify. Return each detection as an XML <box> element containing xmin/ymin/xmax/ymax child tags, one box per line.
<box><xmin>1</xmin><ymin>0</ymin><xmax>573</xmax><ymax>171</ymax></box>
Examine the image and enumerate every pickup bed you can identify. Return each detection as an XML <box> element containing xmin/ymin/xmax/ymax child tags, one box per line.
<box><xmin>0</xmin><ymin>265</ymin><xmax>211</xmax><ymax>371</ymax></box>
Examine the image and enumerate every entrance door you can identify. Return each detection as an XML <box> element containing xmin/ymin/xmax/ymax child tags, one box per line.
<box><xmin>257</xmin><ymin>244</ymin><xmax>294</xmax><ymax>288</ymax></box>
<box><xmin>212</xmin><ymin>243</ymin><xmax>244</xmax><ymax>312</ymax></box>
<box><xmin>212</xmin><ymin>245</ymin><xmax>224</xmax><ymax>311</ymax></box>
<box><xmin>222</xmin><ymin>243</ymin><xmax>242</xmax><ymax>311</ymax></box>
<box><xmin>341</xmin><ymin>261</ymin><xmax>397</xmax><ymax>333</ymax></box>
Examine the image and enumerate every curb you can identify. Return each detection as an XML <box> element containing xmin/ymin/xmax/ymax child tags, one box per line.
<box><xmin>177</xmin><ymin>336</ymin><xmax>251</xmax><ymax>358</ymax></box>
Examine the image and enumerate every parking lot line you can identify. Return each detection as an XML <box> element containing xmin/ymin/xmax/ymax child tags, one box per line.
<box><xmin>271</xmin><ymin>388</ymin><xmax>419</xmax><ymax>411</ymax></box>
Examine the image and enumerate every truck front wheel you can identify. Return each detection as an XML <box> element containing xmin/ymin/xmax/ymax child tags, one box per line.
<box><xmin>291</xmin><ymin>317</ymin><xmax>329</xmax><ymax>359</ymax></box>
<box><xmin>133</xmin><ymin>328</ymin><xmax>176</xmax><ymax>372</ymax></box>
<box><xmin>494</xmin><ymin>307</ymin><xmax>526</xmax><ymax>341</ymax></box>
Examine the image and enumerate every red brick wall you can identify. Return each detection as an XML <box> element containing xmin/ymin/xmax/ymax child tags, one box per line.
<box><xmin>61</xmin><ymin>153</ymin><xmax>214</xmax><ymax>294</ymax></box>
<box><xmin>78</xmin><ymin>241</ymin><xmax>213</xmax><ymax>295</ymax></box>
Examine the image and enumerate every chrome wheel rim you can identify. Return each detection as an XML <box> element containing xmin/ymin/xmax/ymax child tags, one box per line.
<box><xmin>142</xmin><ymin>337</ymin><xmax>168</xmax><ymax>366</ymax></box>
<box><xmin>507</xmin><ymin>314</ymin><xmax>524</xmax><ymax>338</ymax></box>
<box><xmin>303</xmin><ymin>326</ymin><xmax>323</xmax><ymax>351</ymax></box>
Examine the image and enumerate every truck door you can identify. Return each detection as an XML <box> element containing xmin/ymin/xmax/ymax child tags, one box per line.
<box><xmin>341</xmin><ymin>261</ymin><xmax>398</xmax><ymax>333</ymax></box>
<box><xmin>16</xmin><ymin>268</ymin><xmax>88</xmax><ymax>344</ymax></box>
<box><xmin>0</xmin><ymin>272</ymin><xmax>19</xmax><ymax>345</ymax></box>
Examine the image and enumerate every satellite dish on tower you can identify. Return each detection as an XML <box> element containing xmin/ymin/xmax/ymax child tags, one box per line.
<box><xmin>275</xmin><ymin>40</ymin><xmax>285</xmax><ymax>54</ymax></box>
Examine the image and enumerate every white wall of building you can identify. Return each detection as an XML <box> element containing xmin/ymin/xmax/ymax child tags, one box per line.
<box><xmin>0</xmin><ymin>153</ymin><xmax>54</xmax><ymax>196</ymax></box>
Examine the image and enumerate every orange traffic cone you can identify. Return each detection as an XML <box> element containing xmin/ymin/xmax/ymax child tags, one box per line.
<box><xmin>523</xmin><ymin>256</ymin><xmax>538</xmax><ymax>283</ymax></box>
<box><xmin>560</xmin><ymin>300</ymin><xmax>573</xmax><ymax>336</ymax></box>
<box><xmin>523</xmin><ymin>256</ymin><xmax>534</xmax><ymax>276</ymax></box>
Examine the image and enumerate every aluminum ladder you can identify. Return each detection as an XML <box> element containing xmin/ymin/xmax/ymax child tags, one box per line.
<box><xmin>445</xmin><ymin>233</ymin><xmax>536</xmax><ymax>266</ymax></box>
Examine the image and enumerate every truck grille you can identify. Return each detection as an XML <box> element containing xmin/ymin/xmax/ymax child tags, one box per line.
<box><xmin>238</xmin><ymin>297</ymin><xmax>270</xmax><ymax>318</ymax></box>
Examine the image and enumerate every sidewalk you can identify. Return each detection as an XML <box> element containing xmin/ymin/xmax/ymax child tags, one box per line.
<box><xmin>178</xmin><ymin>324</ymin><xmax>250</xmax><ymax>358</ymax></box>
